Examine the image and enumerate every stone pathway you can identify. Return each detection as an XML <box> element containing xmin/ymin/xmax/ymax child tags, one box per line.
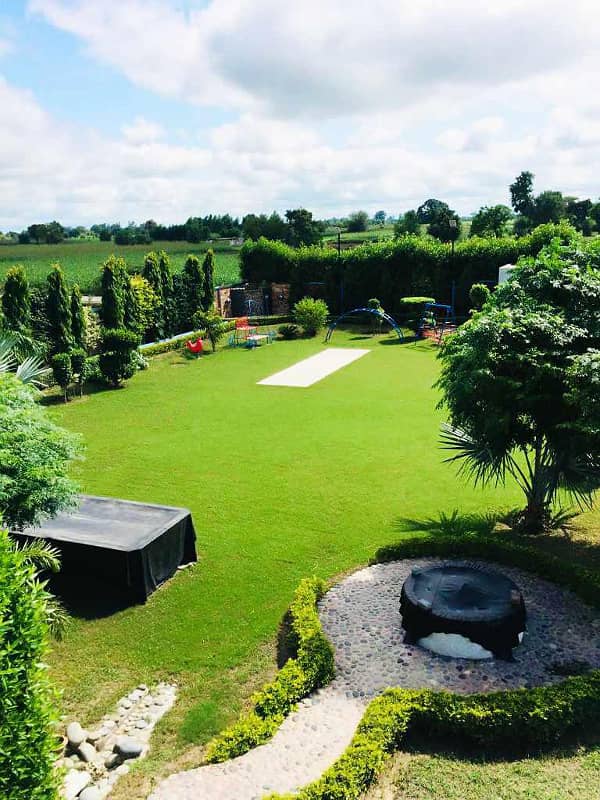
<box><xmin>147</xmin><ymin>560</ymin><xmax>600</xmax><ymax>799</ymax></box>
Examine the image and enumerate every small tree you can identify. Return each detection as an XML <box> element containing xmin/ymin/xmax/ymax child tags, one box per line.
<box><xmin>123</xmin><ymin>275</ymin><xmax>140</xmax><ymax>333</ymax></box>
<box><xmin>183</xmin><ymin>254</ymin><xmax>204</xmax><ymax>322</ymax></box>
<box><xmin>192</xmin><ymin>310</ymin><xmax>225</xmax><ymax>352</ymax></box>
<box><xmin>51</xmin><ymin>352</ymin><xmax>73</xmax><ymax>402</ymax></box>
<box><xmin>293</xmin><ymin>297</ymin><xmax>329</xmax><ymax>337</ymax></box>
<box><xmin>347</xmin><ymin>211</ymin><xmax>369</xmax><ymax>233</ymax></box>
<box><xmin>394</xmin><ymin>210</ymin><xmax>421</xmax><ymax>237</ymax></box>
<box><xmin>201</xmin><ymin>249</ymin><xmax>215</xmax><ymax>311</ymax></box>
<box><xmin>0</xmin><ymin>372</ymin><xmax>80</xmax><ymax>529</ymax></box>
<box><xmin>130</xmin><ymin>274</ymin><xmax>160</xmax><ymax>340</ymax></box>
<box><xmin>158</xmin><ymin>251</ymin><xmax>174</xmax><ymax>335</ymax></box>
<box><xmin>468</xmin><ymin>283</ymin><xmax>491</xmax><ymax>311</ymax></box>
<box><xmin>0</xmin><ymin>529</ymin><xmax>60</xmax><ymax>800</ymax></box>
<box><xmin>100</xmin><ymin>256</ymin><xmax>126</xmax><ymax>329</ymax></box>
<box><xmin>45</xmin><ymin>264</ymin><xmax>73</xmax><ymax>353</ymax></box>
<box><xmin>70</xmin><ymin>348</ymin><xmax>87</xmax><ymax>397</ymax></box>
<box><xmin>70</xmin><ymin>284</ymin><xmax>87</xmax><ymax>349</ymax></box>
<box><xmin>99</xmin><ymin>328</ymin><xmax>140</xmax><ymax>387</ymax></box>
<box><xmin>437</xmin><ymin>245</ymin><xmax>600</xmax><ymax>534</ymax></box>
<box><xmin>2</xmin><ymin>265</ymin><xmax>30</xmax><ymax>332</ymax></box>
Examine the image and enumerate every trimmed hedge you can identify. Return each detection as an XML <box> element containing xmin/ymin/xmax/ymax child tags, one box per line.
<box><xmin>240</xmin><ymin>223</ymin><xmax>577</xmax><ymax>315</ymax></box>
<box><xmin>205</xmin><ymin>577</ymin><xmax>334</xmax><ymax>762</ymax></box>
<box><xmin>140</xmin><ymin>321</ymin><xmax>237</xmax><ymax>357</ymax></box>
<box><xmin>263</xmin><ymin>534</ymin><xmax>600</xmax><ymax>799</ymax></box>
<box><xmin>0</xmin><ymin>530</ymin><xmax>59</xmax><ymax>800</ymax></box>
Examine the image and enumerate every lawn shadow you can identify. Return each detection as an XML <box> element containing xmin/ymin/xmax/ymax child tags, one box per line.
<box><xmin>48</xmin><ymin>573</ymin><xmax>135</xmax><ymax>620</ymax></box>
<box><xmin>392</xmin><ymin>508</ymin><xmax>502</xmax><ymax>539</ymax></box>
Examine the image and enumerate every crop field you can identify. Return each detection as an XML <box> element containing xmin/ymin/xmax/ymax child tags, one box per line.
<box><xmin>0</xmin><ymin>240</ymin><xmax>241</xmax><ymax>292</ymax></box>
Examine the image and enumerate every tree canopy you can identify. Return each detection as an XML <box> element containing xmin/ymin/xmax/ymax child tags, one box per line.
<box><xmin>437</xmin><ymin>242</ymin><xmax>600</xmax><ymax>533</ymax></box>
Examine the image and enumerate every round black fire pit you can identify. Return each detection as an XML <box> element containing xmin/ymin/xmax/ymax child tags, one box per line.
<box><xmin>400</xmin><ymin>562</ymin><xmax>526</xmax><ymax>660</ymax></box>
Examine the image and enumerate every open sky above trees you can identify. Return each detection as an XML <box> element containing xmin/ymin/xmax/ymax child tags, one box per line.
<box><xmin>1</xmin><ymin>1</ymin><xmax>600</xmax><ymax>229</ymax></box>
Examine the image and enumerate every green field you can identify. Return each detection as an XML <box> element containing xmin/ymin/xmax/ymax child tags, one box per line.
<box><xmin>0</xmin><ymin>240</ymin><xmax>241</xmax><ymax>292</ymax></box>
<box><xmin>46</xmin><ymin>332</ymin><xmax>599</xmax><ymax>799</ymax></box>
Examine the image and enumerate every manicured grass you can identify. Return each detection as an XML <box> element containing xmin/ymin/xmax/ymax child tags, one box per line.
<box><xmin>46</xmin><ymin>331</ymin><xmax>599</xmax><ymax>798</ymax></box>
<box><xmin>0</xmin><ymin>240</ymin><xmax>240</xmax><ymax>292</ymax></box>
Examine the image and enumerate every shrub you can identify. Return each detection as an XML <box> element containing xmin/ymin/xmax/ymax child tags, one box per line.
<box><xmin>469</xmin><ymin>282</ymin><xmax>491</xmax><ymax>311</ymax></box>
<box><xmin>398</xmin><ymin>296</ymin><xmax>435</xmax><ymax>333</ymax></box>
<box><xmin>100</xmin><ymin>256</ymin><xmax>126</xmax><ymax>329</ymax></box>
<box><xmin>293</xmin><ymin>297</ymin><xmax>329</xmax><ymax>337</ymax></box>
<box><xmin>70</xmin><ymin>348</ymin><xmax>87</xmax><ymax>397</ymax></box>
<box><xmin>130</xmin><ymin>274</ymin><xmax>160</xmax><ymax>341</ymax></box>
<box><xmin>70</xmin><ymin>285</ymin><xmax>86</xmax><ymax>349</ymax></box>
<box><xmin>99</xmin><ymin>327</ymin><xmax>140</xmax><ymax>387</ymax></box>
<box><xmin>206</xmin><ymin>577</ymin><xmax>334</xmax><ymax>762</ymax></box>
<box><xmin>51</xmin><ymin>351</ymin><xmax>73</xmax><ymax>402</ymax></box>
<box><xmin>0</xmin><ymin>372</ymin><xmax>80</xmax><ymax>529</ymax></box>
<box><xmin>0</xmin><ymin>529</ymin><xmax>60</xmax><ymax>800</ymax></box>
<box><xmin>2</xmin><ymin>265</ymin><xmax>30</xmax><ymax>331</ymax></box>
<box><xmin>278</xmin><ymin>323</ymin><xmax>300</xmax><ymax>340</ymax></box>
<box><xmin>191</xmin><ymin>310</ymin><xmax>225</xmax><ymax>352</ymax></box>
<box><xmin>83</xmin><ymin>307</ymin><xmax>101</xmax><ymax>354</ymax></box>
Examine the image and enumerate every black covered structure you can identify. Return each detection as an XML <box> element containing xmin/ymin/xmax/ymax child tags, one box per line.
<box><xmin>13</xmin><ymin>495</ymin><xmax>197</xmax><ymax>602</ymax></box>
<box><xmin>400</xmin><ymin>562</ymin><xmax>526</xmax><ymax>660</ymax></box>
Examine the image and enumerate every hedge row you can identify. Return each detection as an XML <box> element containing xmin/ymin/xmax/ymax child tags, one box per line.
<box><xmin>240</xmin><ymin>223</ymin><xmax>578</xmax><ymax>315</ymax></box>
<box><xmin>140</xmin><ymin>321</ymin><xmax>237</xmax><ymax>357</ymax></box>
<box><xmin>264</xmin><ymin>534</ymin><xmax>600</xmax><ymax>799</ymax></box>
<box><xmin>205</xmin><ymin>577</ymin><xmax>334</xmax><ymax>762</ymax></box>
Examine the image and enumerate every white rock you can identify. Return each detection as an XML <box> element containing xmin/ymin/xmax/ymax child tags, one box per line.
<box><xmin>77</xmin><ymin>741</ymin><xmax>97</xmax><ymax>763</ymax></box>
<box><xmin>79</xmin><ymin>788</ymin><xmax>102</xmax><ymax>800</ymax></box>
<box><xmin>64</xmin><ymin>768</ymin><xmax>91</xmax><ymax>800</ymax></box>
<box><xmin>66</xmin><ymin>722</ymin><xmax>87</xmax><ymax>748</ymax></box>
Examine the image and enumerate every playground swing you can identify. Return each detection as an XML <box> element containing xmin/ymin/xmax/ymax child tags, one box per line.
<box><xmin>416</xmin><ymin>303</ymin><xmax>456</xmax><ymax>344</ymax></box>
<box><xmin>325</xmin><ymin>307</ymin><xmax>404</xmax><ymax>343</ymax></box>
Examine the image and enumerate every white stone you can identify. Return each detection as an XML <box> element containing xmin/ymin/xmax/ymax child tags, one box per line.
<box><xmin>79</xmin><ymin>787</ymin><xmax>102</xmax><ymax>800</ymax></box>
<box><xmin>63</xmin><ymin>768</ymin><xmax>91</xmax><ymax>800</ymax></box>
<box><xmin>77</xmin><ymin>741</ymin><xmax>98</xmax><ymax>763</ymax></box>
<box><xmin>66</xmin><ymin>721</ymin><xmax>87</xmax><ymax>748</ymax></box>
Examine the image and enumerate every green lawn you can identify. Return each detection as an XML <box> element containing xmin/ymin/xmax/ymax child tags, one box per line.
<box><xmin>0</xmin><ymin>240</ymin><xmax>240</xmax><ymax>292</ymax></box>
<box><xmin>46</xmin><ymin>331</ymin><xmax>599</xmax><ymax>798</ymax></box>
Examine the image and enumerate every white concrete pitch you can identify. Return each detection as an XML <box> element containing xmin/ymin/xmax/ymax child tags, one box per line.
<box><xmin>258</xmin><ymin>348</ymin><xmax>370</xmax><ymax>387</ymax></box>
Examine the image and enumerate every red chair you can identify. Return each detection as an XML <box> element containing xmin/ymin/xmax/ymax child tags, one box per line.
<box><xmin>186</xmin><ymin>338</ymin><xmax>204</xmax><ymax>357</ymax></box>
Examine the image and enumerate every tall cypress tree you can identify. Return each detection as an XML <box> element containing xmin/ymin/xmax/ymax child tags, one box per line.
<box><xmin>46</xmin><ymin>264</ymin><xmax>72</xmax><ymax>353</ymax></box>
<box><xmin>123</xmin><ymin>275</ymin><xmax>140</xmax><ymax>333</ymax></box>
<box><xmin>100</xmin><ymin>256</ymin><xmax>125</xmax><ymax>329</ymax></box>
<box><xmin>70</xmin><ymin>284</ymin><xmax>87</xmax><ymax>349</ymax></box>
<box><xmin>158</xmin><ymin>251</ymin><xmax>174</xmax><ymax>335</ymax></box>
<box><xmin>142</xmin><ymin>252</ymin><xmax>164</xmax><ymax>336</ymax></box>
<box><xmin>2</xmin><ymin>265</ymin><xmax>30</xmax><ymax>332</ymax></box>
<box><xmin>183</xmin><ymin>254</ymin><xmax>203</xmax><ymax>326</ymax></box>
<box><xmin>202</xmin><ymin>249</ymin><xmax>215</xmax><ymax>311</ymax></box>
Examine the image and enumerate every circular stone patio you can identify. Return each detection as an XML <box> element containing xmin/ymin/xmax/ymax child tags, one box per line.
<box><xmin>318</xmin><ymin>559</ymin><xmax>600</xmax><ymax>696</ymax></box>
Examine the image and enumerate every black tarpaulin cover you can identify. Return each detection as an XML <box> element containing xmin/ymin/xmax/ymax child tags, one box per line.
<box><xmin>13</xmin><ymin>495</ymin><xmax>197</xmax><ymax>601</ymax></box>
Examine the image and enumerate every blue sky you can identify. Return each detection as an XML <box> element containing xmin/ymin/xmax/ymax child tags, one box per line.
<box><xmin>1</xmin><ymin>1</ymin><xmax>599</xmax><ymax>229</ymax></box>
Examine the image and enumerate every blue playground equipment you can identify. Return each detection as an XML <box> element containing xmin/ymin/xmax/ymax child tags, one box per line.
<box><xmin>325</xmin><ymin>307</ymin><xmax>404</xmax><ymax>343</ymax></box>
<box><xmin>416</xmin><ymin>302</ymin><xmax>455</xmax><ymax>343</ymax></box>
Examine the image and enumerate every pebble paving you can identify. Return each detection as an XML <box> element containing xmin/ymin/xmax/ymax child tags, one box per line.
<box><xmin>148</xmin><ymin>559</ymin><xmax>600</xmax><ymax>799</ymax></box>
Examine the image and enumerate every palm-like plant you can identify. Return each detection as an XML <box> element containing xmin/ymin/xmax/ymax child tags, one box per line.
<box><xmin>12</xmin><ymin>539</ymin><xmax>69</xmax><ymax>639</ymax></box>
<box><xmin>0</xmin><ymin>333</ymin><xmax>50</xmax><ymax>387</ymax></box>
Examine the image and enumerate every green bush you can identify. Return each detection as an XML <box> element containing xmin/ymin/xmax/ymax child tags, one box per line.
<box><xmin>398</xmin><ymin>296</ymin><xmax>435</xmax><ymax>333</ymax></box>
<box><xmin>2</xmin><ymin>265</ymin><xmax>30</xmax><ymax>332</ymax></box>
<box><xmin>191</xmin><ymin>310</ymin><xmax>226</xmax><ymax>352</ymax></box>
<box><xmin>70</xmin><ymin>348</ymin><xmax>87</xmax><ymax>397</ymax></box>
<box><xmin>293</xmin><ymin>297</ymin><xmax>329</xmax><ymax>337</ymax></box>
<box><xmin>278</xmin><ymin>323</ymin><xmax>300</xmax><ymax>340</ymax></box>
<box><xmin>468</xmin><ymin>282</ymin><xmax>491</xmax><ymax>311</ymax></box>
<box><xmin>0</xmin><ymin>529</ymin><xmax>60</xmax><ymax>800</ymax></box>
<box><xmin>99</xmin><ymin>327</ymin><xmax>140</xmax><ymax>387</ymax></box>
<box><xmin>205</xmin><ymin>576</ymin><xmax>334</xmax><ymax>762</ymax></box>
<box><xmin>50</xmin><ymin>351</ymin><xmax>73</xmax><ymax>402</ymax></box>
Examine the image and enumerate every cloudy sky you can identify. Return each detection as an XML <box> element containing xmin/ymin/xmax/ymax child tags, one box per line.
<box><xmin>1</xmin><ymin>0</ymin><xmax>600</xmax><ymax>229</ymax></box>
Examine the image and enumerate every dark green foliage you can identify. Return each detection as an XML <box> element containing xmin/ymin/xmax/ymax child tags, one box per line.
<box><xmin>0</xmin><ymin>373</ymin><xmax>80</xmax><ymax>529</ymax></box>
<box><xmin>202</xmin><ymin>249</ymin><xmax>215</xmax><ymax>311</ymax></box>
<box><xmin>278</xmin><ymin>323</ymin><xmax>300</xmax><ymax>340</ymax></box>
<box><xmin>51</xmin><ymin>352</ymin><xmax>73</xmax><ymax>402</ymax></box>
<box><xmin>470</xmin><ymin>205</ymin><xmax>512</xmax><ymax>238</ymax></box>
<box><xmin>70</xmin><ymin>348</ymin><xmax>87</xmax><ymax>397</ymax></box>
<box><xmin>0</xmin><ymin>529</ymin><xmax>60</xmax><ymax>800</ymax></box>
<box><xmin>266</xmin><ymin>535</ymin><xmax>600</xmax><ymax>800</ymax></box>
<box><xmin>242</xmin><ymin>211</ymin><xmax>287</xmax><ymax>241</ymax></box>
<box><xmin>398</xmin><ymin>296</ymin><xmax>435</xmax><ymax>333</ymax></box>
<box><xmin>2</xmin><ymin>265</ymin><xmax>30</xmax><ymax>331</ymax></box>
<box><xmin>70</xmin><ymin>284</ymin><xmax>86</xmax><ymax>349</ymax></box>
<box><xmin>142</xmin><ymin>251</ymin><xmax>162</xmax><ymax>297</ymax></box>
<box><xmin>510</xmin><ymin>171</ymin><xmax>535</xmax><ymax>217</ymax></box>
<box><xmin>206</xmin><ymin>576</ymin><xmax>334</xmax><ymax>762</ymax></box>
<box><xmin>394</xmin><ymin>210</ymin><xmax>421</xmax><ymax>237</ymax></box>
<box><xmin>293</xmin><ymin>297</ymin><xmax>329</xmax><ymax>337</ymax></box>
<box><xmin>45</xmin><ymin>264</ymin><xmax>72</xmax><ymax>353</ymax></box>
<box><xmin>99</xmin><ymin>327</ymin><xmax>140</xmax><ymax>387</ymax></box>
<box><xmin>347</xmin><ymin>211</ymin><xmax>369</xmax><ymax>233</ymax></box>
<box><xmin>142</xmin><ymin>251</ymin><xmax>175</xmax><ymax>336</ymax></box>
<box><xmin>285</xmin><ymin>208</ymin><xmax>324</xmax><ymax>247</ymax></box>
<box><xmin>123</xmin><ymin>275</ymin><xmax>140</xmax><ymax>333</ymax></box>
<box><xmin>182</xmin><ymin>254</ymin><xmax>204</xmax><ymax>325</ymax></box>
<box><xmin>468</xmin><ymin>282</ymin><xmax>490</xmax><ymax>310</ymax></box>
<box><xmin>437</xmin><ymin>243</ymin><xmax>600</xmax><ymax>532</ymax></box>
<box><xmin>100</xmin><ymin>256</ymin><xmax>126</xmax><ymax>329</ymax></box>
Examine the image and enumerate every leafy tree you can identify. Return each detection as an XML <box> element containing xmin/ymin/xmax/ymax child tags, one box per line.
<box><xmin>347</xmin><ymin>210</ymin><xmax>369</xmax><ymax>233</ymax></box>
<box><xmin>285</xmin><ymin>208</ymin><xmax>324</xmax><ymax>247</ymax></box>
<box><xmin>437</xmin><ymin>244</ymin><xmax>600</xmax><ymax>534</ymax></box>
<box><xmin>100</xmin><ymin>255</ymin><xmax>127</xmax><ymax>329</ymax></box>
<box><xmin>142</xmin><ymin>251</ymin><xmax>162</xmax><ymax>297</ymax></box>
<box><xmin>373</xmin><ymin>210</ymin><xmax>386</xmax><ymax>225</ymax></box>
<box><xmin>394</xmin><ymin>210</ymin><xmax>421</xmax><ymax>237</ymax></box>
<box><xmin>0</xmin><ymin>528</ymin><xmax>61</xmax><ymax>800</ymax></box>
<box><xmin>428</xmin><ymin>208</ymin><xmax>461</xmax><ymax>243</ymax></box>
<box><xmin>70</xmin><ymin>284</ymin><xmax>87</xmax><ymax>349</ymax></box>
<box><xmin>202</xmin><ymin>249</ymin><xmax>215</xmax><ymax>311</ymax></box>
<box><xmin>532</xmin><ymin>190</ymin><xmax>566</xmax><ymax>225</ymax></box>
<box><xmin>0</xmin><ymin>372</ymin><xmax>80</xmax><ymax>529</ymax></box>
<box><xmin>416</xmin><ymin>199</ymin><xmax>450</xmax><ymax>224</ymax></box>
<box><xmin>2</xmin><ymin>265</ymin><xmax>30</xmax><ymax>332</ymax></box>
<box><xmin>510</xmin><ymin>171</ymin><xmax>535</xmax><ymax>216</ymax></box>
<box><xmin>192</xmin><ymin>310</ymin><xmax>226</xmax><ymax>352</ymax></box>
<box><xmin>182</xmin><ymin>254</ymin><xmax>204</xmax><ymax>324</ymax></box>
<box><xmin>99</xmin><ymin>328</ymin><xmax>140</xmax><ymax>388</ymax></box>
<box><xmin>242</xmin><ymin>212</ymin><xmax>287</xmax><ymax>242</ymax></box>
<box><xmin>51</xmin><ymin>352</ymin><xmax>73</xmax><ymax>402</ymax></box>
<box><xmin>45</xmin><ymin>264</ymin><xmax>73</xmax><ymax>354</ymax></box>
<box><xmin>293</xmin><ymin>297</ymin><xmax>329</xmax><ymax>337</ymax></box>
<box><xmin>470</xmin><ymin>205</ymin><xmax>512</xmax><ymax>238</ymax></box>
<box><xmin>566</xmin><ymin>198</ymin><xmax>593</xmax><ymax>235</ymax></box>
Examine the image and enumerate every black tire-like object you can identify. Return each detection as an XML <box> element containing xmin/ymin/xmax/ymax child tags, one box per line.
<box><xmin>400</xmin><ymin>562</ymin><xmax>526</xmax><ymax>660</ymax></box>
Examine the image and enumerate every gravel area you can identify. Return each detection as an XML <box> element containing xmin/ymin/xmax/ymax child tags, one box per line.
<box><xmin>147</xmin><ymin>559</ymin><xmax>600</xmax><ymax>799</ymax></box>
<box><xmin>319</xmin><ymin>559</ymin><xmax>600</xmax><ymax>695</ymax></box>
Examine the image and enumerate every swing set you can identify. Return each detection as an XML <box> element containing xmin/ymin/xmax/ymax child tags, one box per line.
<box><xmin>416</xmin><ymin>303</ymin><xmax>456</xmax><ymax>344</ymax></box>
